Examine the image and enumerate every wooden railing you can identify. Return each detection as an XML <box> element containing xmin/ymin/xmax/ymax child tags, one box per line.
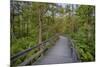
<box><xmin>70</xmin><ymin>38</ymin><xmax>81</xmax><ymax>62</ymax></box>
<box><xmin>58</xmin><ymin>33</ymin><xmax>80</xmax><ymax>61</ymax></box>
<box><xmin>64</xmin><ymin>34</ymin><xmax>81</xmax><ymax>62</ymax></box>
<box><xmin>11</xmin><ymin>34</ymin><xmax>59</xmax><ymax>66</ymax></box>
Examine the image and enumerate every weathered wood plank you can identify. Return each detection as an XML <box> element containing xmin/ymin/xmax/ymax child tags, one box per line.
<box><xmin>33</xmin><ymin>36</ymin><xmax>80</xmax><ymax>65</ymax></box>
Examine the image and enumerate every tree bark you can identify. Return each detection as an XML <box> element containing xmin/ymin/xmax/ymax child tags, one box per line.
<box><xmin>38</xmin><ymin>9</ymin><xmax>42</xmax><ymax>44</ymax></box>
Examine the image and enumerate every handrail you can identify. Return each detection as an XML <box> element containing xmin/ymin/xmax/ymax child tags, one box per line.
<box><xmin>65</xmin><ymin>34</ymin><xmax>81</xmax><ymax>61</ymax></box>
<box><xmin>58</xmin><ymin>33</ymin><xmax>80</xmax><ymax>61</ymax></box>
<box><xmin>70</xmin><ymin>39</ymin><xmax>81</xmax><ymax>62</ymax></box>
<box><xmin>11</xmin><ymin>34</ymin><xmax>59</xmax><ymax>62</ymax></box>
<box><xmin>19</xmin><ymin>49</ymin><xmax>45</xmax><ymax>66</ymax></box>
<box><xmin>11</xmin><ymin>33</ymin><xmax>80</xmax><ymax>66</ymax></box>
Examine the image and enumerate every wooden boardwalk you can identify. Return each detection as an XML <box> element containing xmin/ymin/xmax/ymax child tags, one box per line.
<box><xmin>33</xmin><ymin>36</ymin><xmax>79</xmax><ymax>65</ymax></box>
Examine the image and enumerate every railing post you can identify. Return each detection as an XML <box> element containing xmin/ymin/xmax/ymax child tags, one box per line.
<box><xmin>40</xmin><ymin>43</ymin><xmax>44</xmax><ymax>57</ymax></box>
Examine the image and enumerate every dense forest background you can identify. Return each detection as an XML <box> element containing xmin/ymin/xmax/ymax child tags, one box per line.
<box><xmin>11</xmin><ymin>1</ymin><xmax>95</xmax><ymax>65</ymax></box>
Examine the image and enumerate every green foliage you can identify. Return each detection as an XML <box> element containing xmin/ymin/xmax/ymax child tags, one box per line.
<box><xmin>11</xmin><ymin>1</ymin><xmax>95</xmax><ymax>65</ymax></box>
<box><xmin>69</xmin><ymin>5</ymin><xmax>95</xmax><ymax>61</ymax></box>
<box><xmin>11</xmin><ymin>36</ymin><xmax>37</xmax><ymax>55</ymax></box>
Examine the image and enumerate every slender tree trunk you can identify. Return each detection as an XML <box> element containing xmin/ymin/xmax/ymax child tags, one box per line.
<box><xmin>38</xmin><ymin>9</ymin><xmax>42</xmax><ymax>44</ymax></box>
<box><xmin>72</xmin><ymin>4</ymin><xmax>74</xmax><ymax>32</ymax></box>
<box><xmin>19</xmin><ymin>15</ymin><xmax>20</xmax><ymax>37</ymax></box>
<box><xmin>26</xmin><ymin>14</ymin><xmax>29</xmax><ymax>39</ymax></box>
<box><xmin>38</xmin><ymin>9</ymin><xmax>44</xmax><ymax>56</ymax></box>
<box><xmin>11</xmin><ymin>1</ymin><xmax>17</xmax><ymax>41</ymax></box>
<box><xmin>52</xmin><ymin>9</ymin><xmax>55</xmax><ymax>34</ymax></box>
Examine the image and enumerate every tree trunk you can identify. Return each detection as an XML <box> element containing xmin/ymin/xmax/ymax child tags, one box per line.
<box><xmin>38</xmin><ymin>9</ymin><xmax>42</xmax><ymax>44</ymax></box>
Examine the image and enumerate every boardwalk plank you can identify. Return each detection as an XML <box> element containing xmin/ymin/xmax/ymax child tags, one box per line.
<box><xmin>33</xmin><ymin>36</ymin><xmax>79</xmax><ymax>65</ymax></box>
